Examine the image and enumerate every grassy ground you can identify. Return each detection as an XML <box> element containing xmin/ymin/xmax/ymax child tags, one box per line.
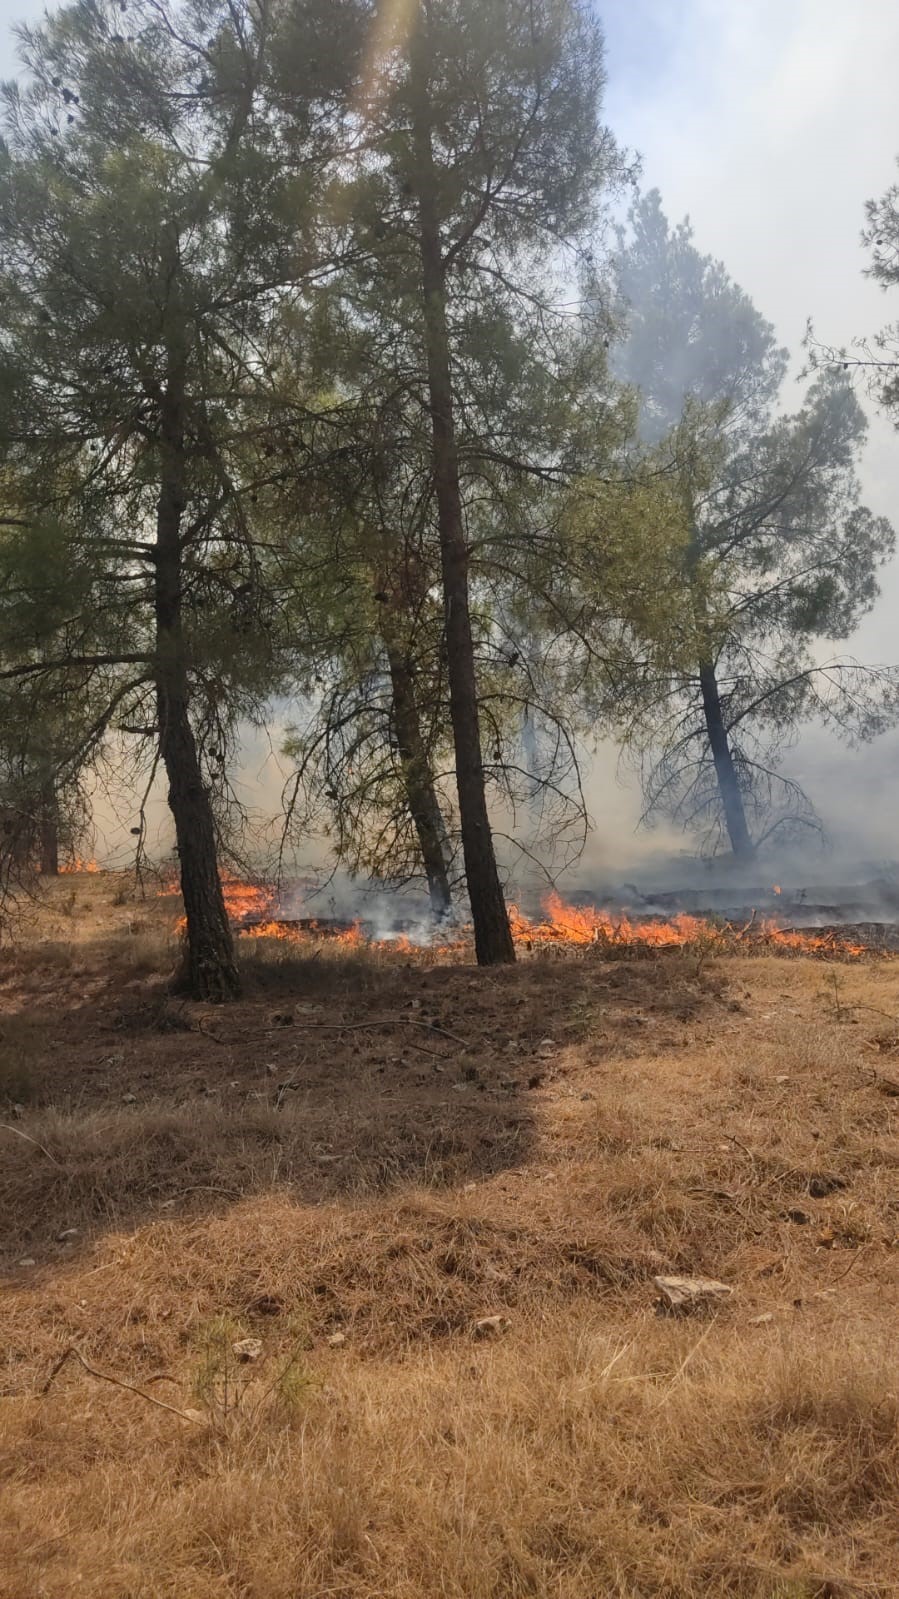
<box><xmin>0</xmin><ymin>874</ymin><xmax>897</xmax><ymax>1598</ymax></box>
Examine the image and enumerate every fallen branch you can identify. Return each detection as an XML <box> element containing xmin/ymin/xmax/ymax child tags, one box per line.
<box><xmin>41</xmin><ymin>1345</ymin><xmax>203</xmax><ymax>1424</ymax></box>
<box><xmin>402</xmin><ymin>1017</ymin><xmax>469</xmax><ymax>1047</ymax></box>
<box><xmin>197</xmin><ymin>1018</ymin><xmax>227</xmax><ymax>1047</ymax></box>
<box><xmin>829</xmin><ymin>1245</ymin><xmax>867</xmax><ymax>1285</ymax></box>
<box><xmin>264</xmin><ymin>1016</ymin><xmax>470</xmax><ymax>1048</ymax></box>
<box><xmin>0</xmin><ymin>1123</ymin><xmax>63</xmax><ymax>1168</ymax></box>
<box><xmin>724</xmin><ymin>1133</ymin><xmax>757</xmax><ymax>1166</ymax></box>
<box><xmin>402</xmin><ymin>1037</ymin><xmax>444</xmax><ymax>1059</ymax></box>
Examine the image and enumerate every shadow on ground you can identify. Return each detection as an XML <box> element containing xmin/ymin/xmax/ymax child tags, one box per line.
<box><xmin>0</xmin><ymin>937</ymin><xmax>719</xmax><ymax>1268</ymax></box>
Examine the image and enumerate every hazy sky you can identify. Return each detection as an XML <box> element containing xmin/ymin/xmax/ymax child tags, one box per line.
<box><xmin>599</xmin><ymin>2</ymin><xmax>899</xmax><ymax>663</ymax></box>
<box><xmin>1</xmin><ymin>0</ymin><xmax>897</xmax><ymax>867</ymax></box>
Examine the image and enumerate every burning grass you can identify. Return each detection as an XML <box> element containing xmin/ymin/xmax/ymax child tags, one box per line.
<box><xmin>212</xmin><ymin>880</ymin><xmax>883</xmax><ymax>961</ymax></box>
<box><xmin>1</xmin><ymin>877</ymin><xmax>898</xmax><ymax>1595</ymax></box>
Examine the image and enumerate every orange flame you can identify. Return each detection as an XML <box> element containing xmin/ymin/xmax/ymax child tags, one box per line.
<box><xmin>240</xmin><ymin>915</ymin><xmax>365</xmax><ymax>948</ymax></box>
<box><xmin>751</xmin><ymin>921</ymin><xmax>866</xmax><ymax>958</ymax></box>
<box><xmin>220</xmin><ymin>879</ymin><xmax>276</xmax><ymax>924</ymax></box>
<box><xmin>165</xmin><ymin>876</ymin><xmax>876</xmax><ymax>962</ymax></box>
<box><xmin>509</xmin><ymin>891</ymin><xmax>714</xmax><ymax>950</ymax></box>
<box><xmin>59</xmin><ymin>857</ymin><xmax>100</xmax><ymax>874</ymax></box>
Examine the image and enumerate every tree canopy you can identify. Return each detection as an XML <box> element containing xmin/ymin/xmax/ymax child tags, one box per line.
<box><xmin>607</xmin><ymin>193</ymin><xmax>896</xmax><ymax>859</ymax></box>
<box><xmin>0</xmin><ymin>7</ymin><xmax>897</xmax><ymax>993</ymax></box>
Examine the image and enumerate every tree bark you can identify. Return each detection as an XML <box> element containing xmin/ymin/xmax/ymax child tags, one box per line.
<box><xmin>155</xmin><ymin>360</ymin><xmax>240</xmax><ymax>1002</ymax></box>
<box><xmin>38</xmin><ymin>782</ymin><xmax>59</xmax><ymax>875</ymax></box>
<box><xmin>698</xmin><ymin>658</ymin><xmax>755</xmax><ymax>862</ymax></box>
<box><xmin>408</xmin><ymin>39</ymin><xmax>515</xmax><ymax>964</ymax></box>
<box><xmin>385</xmin><ymin>640</ymin><xmax>452</xmax><ymax>918</ymax></box>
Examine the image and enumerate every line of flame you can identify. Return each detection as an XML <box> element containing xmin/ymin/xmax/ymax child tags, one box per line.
<box><xmin>163</xmin><ymin>879</ymin><xmax>873</xmax><ymax>960</ymax></box>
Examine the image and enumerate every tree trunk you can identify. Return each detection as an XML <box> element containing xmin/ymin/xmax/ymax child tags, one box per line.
<box><xmin>155</xmin><ymin>364</ymin><xmax>240</xmax><ymax>1002</ymax></box>
<box><xmin>698</xmin><ymin>658</ymin><xmax>755</xmax><ymax>862</ymax></box>
<box><xmin>38</xmin><ymin>782</ymin><xmax>59</xmax><ymax>875</ymax></box>
<box><xmin>385</xmin><ymin>640</ymin><xmax>452</xmax><ymax>918</ymax></box>
<box><xmin>408</xmin><ymin>45</ymin><xmax>515</xmax><ymax>964</ymax></box>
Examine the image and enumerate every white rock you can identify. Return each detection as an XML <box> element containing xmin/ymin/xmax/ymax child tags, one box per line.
<box><xmin>654</xmin><ymin>1275</ymin><xmax>733</xmax><ymax>1313</ymax></box>
<box><xmin>473</xmin><ymin>1314</ymin><xmax>511</xmax><ymax>1338</ymax></box>
<box><xmin>231</xmin><ymin>1337</ymin><xmax>262</xmax><ymax>1363</ymax></box>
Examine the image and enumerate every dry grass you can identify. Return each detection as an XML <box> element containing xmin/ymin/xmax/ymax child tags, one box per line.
<box><xmin>2</xmin><ymin>1305</ymin><xmax>896</xmax><ymax>1599</ymax></box>
<box><xmin>0</xmin><ymin>876</ymin><xmax>897</xmax><ymax>1596</ymax></box>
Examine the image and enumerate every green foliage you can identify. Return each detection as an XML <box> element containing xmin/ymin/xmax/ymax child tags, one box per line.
<box><xmin>860</xmin><ymin>156</ymin><xmax>899</xmax><ymax>415</ymax></box>
<box><xmin>1</xmin><ymin>0</ymin><xmax>894</xmax><ymax>903</ymax></box>
<box><xmin>190</xmin><ymin>1313</ymin><xmax>315</xmax><ymax>1426</ymax></box>
<box><xmin>267</xmin><ymin>0</ymin><xmax>640</xmax><ymax>886</ymax></box>
<box><xmin>606</xmin><ymin>191</ymin><xmax>898</xmax><ymax>855</ymax></box>
<box><xmin>0</xmin><ymin>0</ymin><xmax>343</xmax><ymax>871</ymax></box>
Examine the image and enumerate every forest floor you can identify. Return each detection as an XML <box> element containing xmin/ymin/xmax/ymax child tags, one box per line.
<box><xmin>1</xmin><ymin>873</ymin><xmax>898</xmax><ymax>1598</ymax></box>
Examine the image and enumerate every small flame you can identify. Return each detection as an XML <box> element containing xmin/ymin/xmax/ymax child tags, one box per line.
<box><xmin>220</xmin><ymin>879</ymin><xmax>276</xmax><ymax>924</ymax></box>
<box><xmin>240</xmin><ymin>915</ymin><xmax>365</xmax><ymax>948</ymax></box>
<box><xmin>752</xmin><ymin>921</ymin><xmax>866</xmax><ymax>958</ymax></box>
<box><xmin>59</xmin><ymin>857</ymin><xmax>99</xmax><ymax>874</ymax></box>
<box><xmin>773</xmin><ymin>884</ymin><xmax>782</xmax><ymax>895</ymax></box>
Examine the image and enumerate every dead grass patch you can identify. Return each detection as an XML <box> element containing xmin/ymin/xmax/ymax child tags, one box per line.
<box><xmin>0</xmin><ymin>894</ymin><xmax>898</xmax><ymax>1595</ymax></box>
<box><xmin>0</xmin><ymin>1306</ymin><xmax>895</xmax><ymax>1598</ymax></box>
<box><xmin>0</xmin><ymin>1012</ymin><xmax>50</xmax><ymax>1103</ymax></box>
<box><xmin>237</xmin><ymin>937</ymin><xmax>391</xmax><ymax>996</ymax></box>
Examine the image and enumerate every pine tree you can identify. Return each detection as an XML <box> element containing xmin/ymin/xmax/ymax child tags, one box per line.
<box><xmin>0</xmin><ymin>0</ymin><xmax>355</xmax><ymax>994</ymax></box>
<box><xmin>315</xmin><ymin>0</ymin><xmax>623</xmax><ymax>956</ymax></box>
<box><xmin>611</xmin><ymin>192</ymin><xmax>897</xmax><ymax>858</ymax></box>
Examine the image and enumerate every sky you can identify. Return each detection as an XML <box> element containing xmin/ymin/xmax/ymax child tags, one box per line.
<box><xmin>593</xmin><ymin>0</ymin><xmax>899</xmax><ymax>867</ymax></box>
<box><xmin>599</xmin><ymin>0</ymin><xmax>899</xmax><ymax>622</ymax></box>
<box><xmin>1</xmin><ymin>0</ymin><xmax>897</xmax><ymax>871</ymax></box>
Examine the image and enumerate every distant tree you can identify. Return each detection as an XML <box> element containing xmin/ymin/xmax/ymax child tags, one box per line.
<box><xmin>860</xmin><ymin>159</ymin><xmax>899</xmax><ymax>411</ymax></box>
<box><xmin>0</xmin><ymin>720</ymin><xmax>90</xmax><ymax>881</ymax></box>
<box><xmin>611</xmin><ymin>192</ymin><xmax>897</xmax><ymax>860</ymax></box>
<box><xmin>809</xmin><ymin>159</ymin><xmax>899</xmax><ymax>402</ymax></box>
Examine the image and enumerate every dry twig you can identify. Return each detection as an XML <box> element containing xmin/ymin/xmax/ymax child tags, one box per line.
<box><xmin>0</xmin><ymin>1122</ymin><xmax>62</xmax><ymax>1168</ymax></box>
<box><xmin>42</xmin><ymin>1345</ymin><xmax>203</xmax><ymax>1424</ymax></box>
<box><xmin>264</xmin><ymin>1016</ymin><xmax>470</xmax><ymax>1048</ymax></box>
